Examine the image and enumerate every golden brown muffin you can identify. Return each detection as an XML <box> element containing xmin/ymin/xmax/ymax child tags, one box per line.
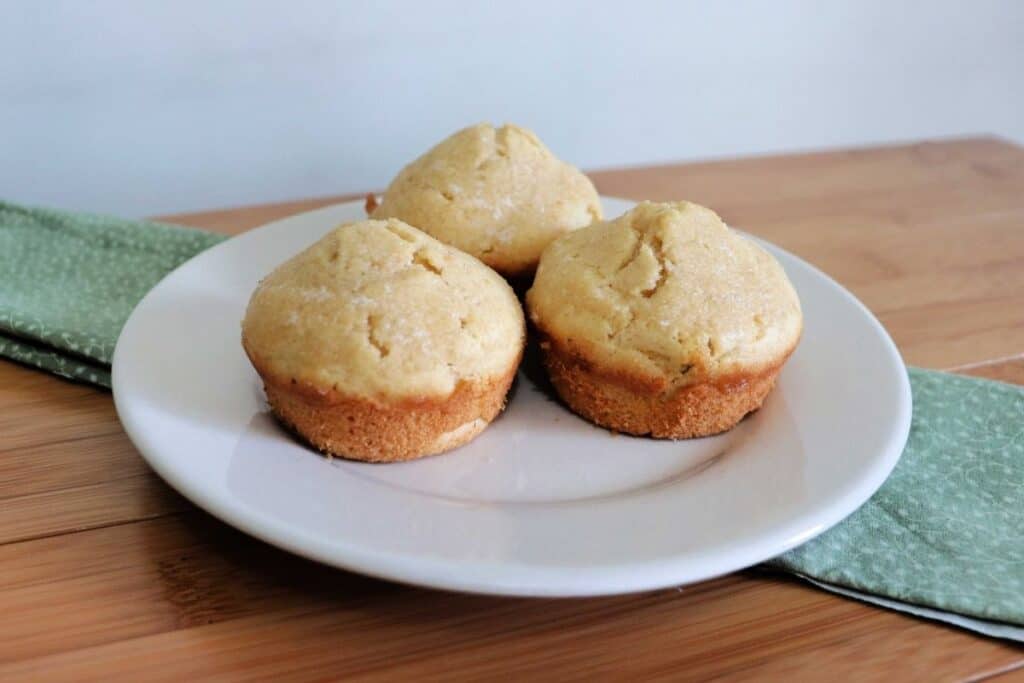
<box><xmin>370</xmin><ymin>123</ymin><xmax>602</xmax><ymax>278</ymax></box>
<box><xmin>242</xmin><ymin>219</ymin><xmax>525</xmax><ymax>462</ymax></box>
<box><xmin>526</xmin><ymin>201</ymin><xmax>802</xmax><ymax>439</ymax></box>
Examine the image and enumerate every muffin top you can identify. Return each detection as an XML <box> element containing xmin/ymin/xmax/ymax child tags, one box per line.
<box><xmin>526</xmin><ymin>201</ymin><xmax>802</xmax><ymax>390</ymax></box>
<box><xmin>242</xmin><ymin>219</ymin><xmax>525</xmax><ymax>401</ymax></box>
<box><xmin>371</xmin><ymin>123</ymin><xmax>602</xmax><ymax>277</ymax></box>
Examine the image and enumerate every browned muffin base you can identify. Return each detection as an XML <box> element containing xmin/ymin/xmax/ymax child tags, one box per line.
<box><xmin>253</xmin><ymin>360</ymin><xmax>519</xmax><ymax>463</ymax></box>
<box><xmin>539</xmin><ymin>342</ymin><xmax>786</xmax><ymax>439</ymax></box>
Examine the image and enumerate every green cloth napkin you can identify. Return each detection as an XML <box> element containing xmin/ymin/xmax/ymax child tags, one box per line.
<box><xmin>2</xmin><ymin>201</ymin><xmax>1022</xmax><ymax>641</ymax></box>
<box><xmin>0</xmin><ymin>201</ymin><xmax>225</xmax><ymax>386</ymax></box>
<box><xmin>773</xmin><ymin>368</ymin><xmax>1024</xmax><ymax>641</ymax></box>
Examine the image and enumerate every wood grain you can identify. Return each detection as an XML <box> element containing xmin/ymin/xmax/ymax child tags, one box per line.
<box><xmin>0</xmin><ymin>513</ymin><xmax>1021</xmax><ymax>681</ymax></box>
<box><xmin>2</xmin><ymin>136</ymin><xmax>1023</xmax><ymax>680</ymax></box>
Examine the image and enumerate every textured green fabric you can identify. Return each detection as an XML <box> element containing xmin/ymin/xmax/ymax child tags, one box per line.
<box><xmin>0</xmin><ymin>201</ymin><xmax>225</xmax><ymax>387</ymax></box>
<box><xmin>774</xmin><ymin>368</ymin><xmax>1024</xmax><ymax>640</ymax></box>
<box><xmin>1</xmin><ymin>200</ymin><xmax>1022</xmax><ymax>640</ymax></box>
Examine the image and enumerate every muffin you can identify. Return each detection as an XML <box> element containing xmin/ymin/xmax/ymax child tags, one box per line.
<box><xmin>526</xmin><ymin>201</ymin><xmax>802</xmax><ymax>439</ymax></box>
<box><xmin>241</xmin><ymin>218</ymin><xmax>525</xmax><ymax>462</ymax></box>
<box><xmin>369</xmin><ymin>123</ymin><xmax>602</xmax><ymax>278</ymax></box>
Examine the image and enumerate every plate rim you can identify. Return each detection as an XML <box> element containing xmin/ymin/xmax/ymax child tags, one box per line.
<box><xmin>112</xmin><ymin>196</ymin><xmax>912</xmax><ymax>597</ymax></box>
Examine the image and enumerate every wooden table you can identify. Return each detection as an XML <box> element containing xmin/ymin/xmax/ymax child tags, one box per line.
<box><xmin>2</xmin><ymin>137</ymin><xmax>1023</xmax><ymax>680</ymax></box>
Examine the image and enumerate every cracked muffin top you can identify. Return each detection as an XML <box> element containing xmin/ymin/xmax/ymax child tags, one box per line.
<box><xmin>242</xmin><ymin>218</ymin><xmax>524</xmax><ymax>400</ymax></box>
<box><xmin>526</xmin><ymin>201</ymin><xmax>802</xmax><ymax>390</ymax></box>
<box><xmin>370</xmin><ymin>123</ymin><xmax>602</xmax><ymax>277</ymax></box>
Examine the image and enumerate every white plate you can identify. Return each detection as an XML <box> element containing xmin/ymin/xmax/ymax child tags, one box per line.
<box><xmin>113</xmin><ymin>197</ymin><xmax>911</xmax><ymax>597</ymax></box>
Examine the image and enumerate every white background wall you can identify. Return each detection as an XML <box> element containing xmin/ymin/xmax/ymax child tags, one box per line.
<box><xmin>2</xmin><ymin>0</ymin><xmax>1022</xmax><ymax>217</ymax></box>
